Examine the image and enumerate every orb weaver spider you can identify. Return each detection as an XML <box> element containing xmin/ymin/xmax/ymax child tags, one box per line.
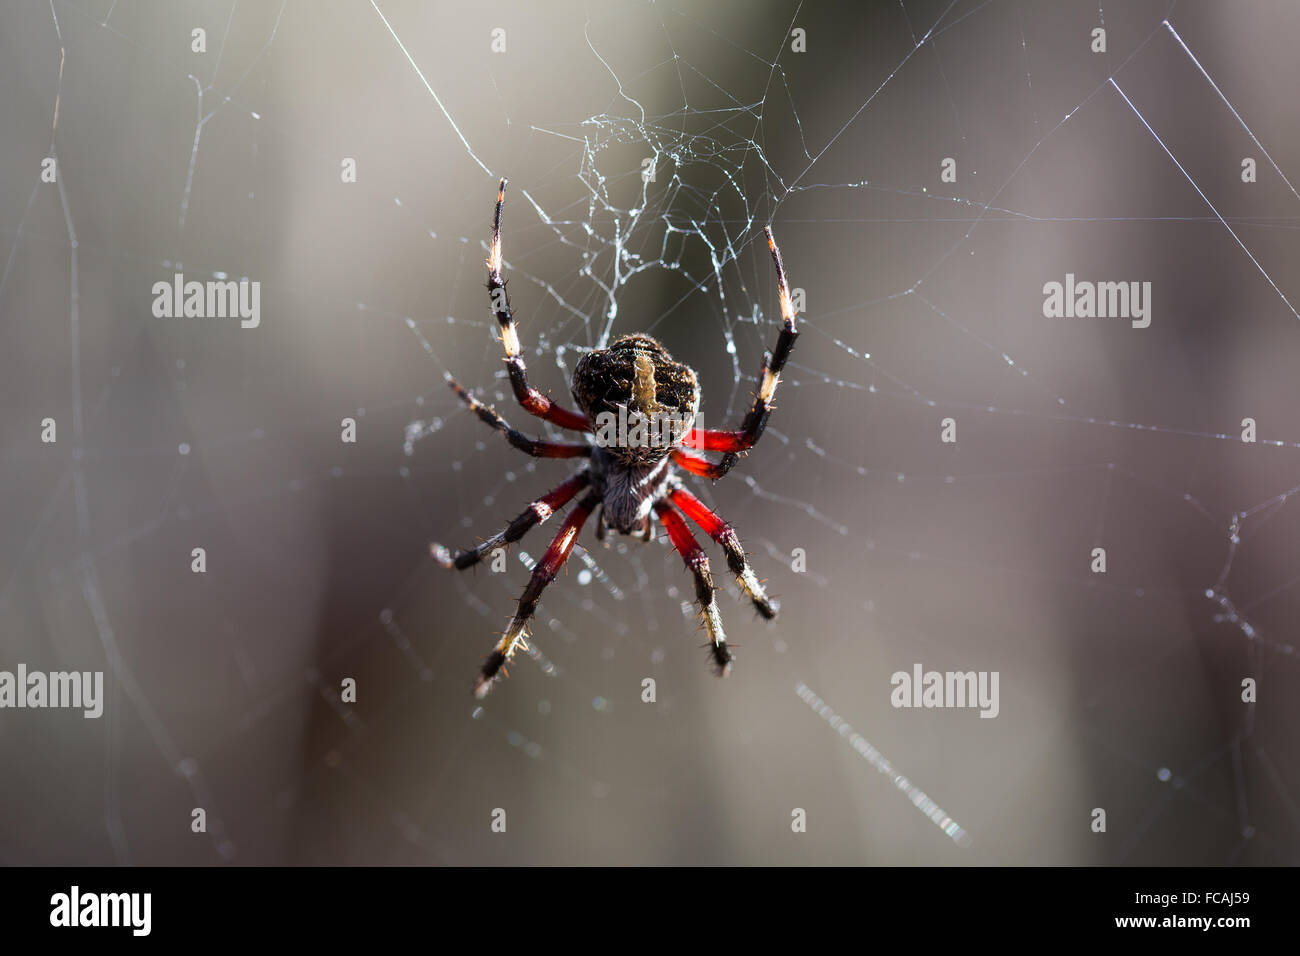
<box><xmin>434</xmin><ymin>180</ymin><xmax>799</xmax><ymax>697</ymax></box>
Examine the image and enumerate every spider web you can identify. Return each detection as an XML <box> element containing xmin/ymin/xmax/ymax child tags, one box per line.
<box><xmin>2</xmin><ymin>0</ymin><xmax>1299</xmax><ymax>865</ymax></box>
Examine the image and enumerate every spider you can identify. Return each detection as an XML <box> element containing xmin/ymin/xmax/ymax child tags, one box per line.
<box><xmin>433</xmin><ymin>179</ymin><xmax>799</xmax><ymax>698</ymax></box>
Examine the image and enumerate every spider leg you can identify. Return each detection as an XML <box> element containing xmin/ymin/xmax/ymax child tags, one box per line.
<box><xmin>668</xmin><ymin>484</ymin><xmax>777</xmax><ymax>619</ymax></box>
<box><xmin>671</xmin><ymin>448</ymin><xmax>735</xmax><ymax>480</ymax></box>
<box><xmin>447</xmin><ymin>377</ymin><xmax>590</xmax><ymax>459</ymax></box>
<box><xmin>654</xmin><ymin>500</ymin><xmax>733</xmax><ymax>677</ymax></box>
<box><xmin>432</xmin><ymin>471</ymin><xmax>591</xmax><ymax>571</ymax></box>
<box><xmin>474</xmin><ymin>489</ymin><xmax>600</xmax><ymax>697</ymax></box>
<box><xmin>486</xmin><ymin>178</ymin><xmax>591</xmax><ymax>433</ymax></box>
<box><xmin>679</xmin><ymin>226</ymin><xmax>799</xmax><ymax>472</ymax></box>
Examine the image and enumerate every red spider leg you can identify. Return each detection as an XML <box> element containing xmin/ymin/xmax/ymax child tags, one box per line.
<box><xmin>654</xmin><ymin>500</ymin><xmax>733</xmax><ymax>676</ymax></box>
<box><xmin>474</xmin><ymin>489</ymin><xmax>600</xmax><ymax>697</ymax></box>
<box><xmin>486</xmin><ymin>178</ymin><xmax>591</xmax><ymax>433</ymax></box>
<box><xmin>433</xmin><ymin>471</ymin><xmax>591</xmax><ymax>571</ymax></box>
<box><xmin>446</xmin><ymin>377</ymin><xmax>590</xmax><ymax>459</ymax></box>
<box><xmin>680</xmin><ymin>226</ymin><xmax>799</xmax><ymax>462</ymax></box>
<box><xmin>671</xmin><ymin>448</ymin><xmax>731</xmax><ymax>480</ymax></box>
<box><xmin>668</xmin><ymin>485</ymin><xmax>777</xmax><ymax>618</ymax></box>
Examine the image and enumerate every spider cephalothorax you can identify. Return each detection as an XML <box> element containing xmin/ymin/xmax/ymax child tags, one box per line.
<box><xmin>433</xmin><ymin>179</ymin><xmax>799</xmax><ymax>697</ymax></box>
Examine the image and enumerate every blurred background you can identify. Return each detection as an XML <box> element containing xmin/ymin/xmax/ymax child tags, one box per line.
<box><xmin>2</xmin><ymin>0</ymin><xmax>1299</xmax><ymax>865</ymax></box>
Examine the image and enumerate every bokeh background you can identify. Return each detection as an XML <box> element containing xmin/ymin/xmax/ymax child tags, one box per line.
<box><xmin>2</xmin><ymin>0</ymin><xmax>1299</xmax><ymax>865</ymax></box>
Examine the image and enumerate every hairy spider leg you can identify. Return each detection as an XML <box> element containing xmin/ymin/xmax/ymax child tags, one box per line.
<box><xmin>678</xmin><ymin>226</ymin><xmax>800</xmax><ymax>475</ymax></box>
<box><xmin>445</xmin><ymin>376</ymin><xmax>591</xmax><ymax>459</ymax></box>
<box><xmin>654</xmin><ymin>500</ymin><xmax>734</xmax><ymax>676</ymax></box>
<box><xmin>667</xmin><ymin>484</ymin><xmax>777</xmax><ymax>619</ymax></box>
<box><xmin>433</xmin><ymin>471</ymin><xmax>591</xmax><ymax>571</ymax></box>
<box><xmin>486</xmin><ymin>178</ymin><xmax>591</xmax><ymax>433</ymax></box>
<box><xmin>670</xmin><ymin>447</ymin><xmax>732</xmax><ymax>480</ymax></box>
<box><xmin>473</xmin><ymin>489</ymin><xmax>600</xmax><ymax>697</ymax></box>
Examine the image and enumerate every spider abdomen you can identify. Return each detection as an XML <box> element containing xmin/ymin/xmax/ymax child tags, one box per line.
<box><xmin>572</xmin><ymin>334</ymin><xmax>700</xmax><ymax>467</ymax></box>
